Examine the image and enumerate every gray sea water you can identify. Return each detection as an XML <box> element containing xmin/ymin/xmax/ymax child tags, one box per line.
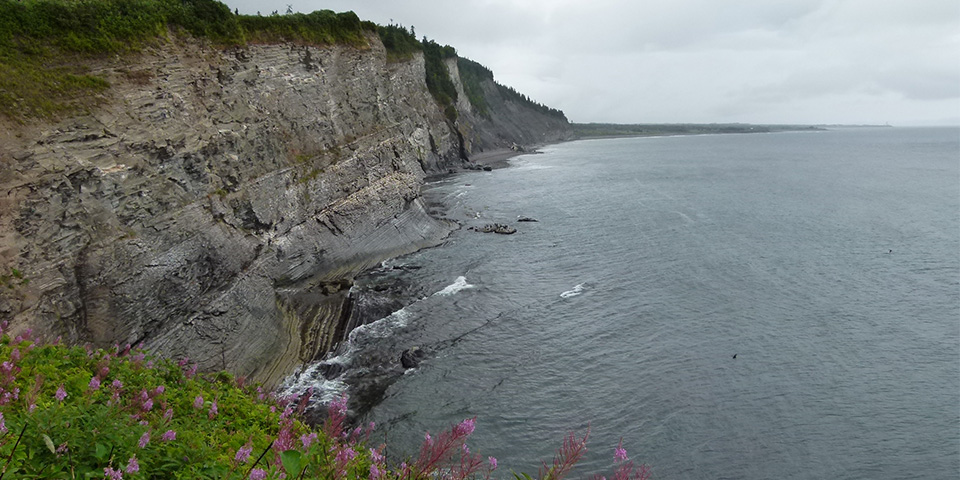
<box><xmin>301</xmin><ymin>127</ymin><xmax>960</xmax><ymax>479</ymax></box>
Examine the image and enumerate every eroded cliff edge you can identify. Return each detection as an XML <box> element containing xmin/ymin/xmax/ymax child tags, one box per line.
<box><xmin>0</xmin><ymin>32</ymin><xmax>570</xmax><ymax>387</ymax></box>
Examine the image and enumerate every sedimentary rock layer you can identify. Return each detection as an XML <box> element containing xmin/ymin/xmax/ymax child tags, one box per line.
<box><xmin>0</xmin><ymin>33</ymin><xmax>569</xmax><ymax>387</ymax></box>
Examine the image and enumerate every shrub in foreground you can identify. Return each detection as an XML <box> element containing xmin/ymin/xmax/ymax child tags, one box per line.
<box><xmin>0</xmin><ymin>324</ymin><xmax>647</xmax><ymax>479</ymax></box>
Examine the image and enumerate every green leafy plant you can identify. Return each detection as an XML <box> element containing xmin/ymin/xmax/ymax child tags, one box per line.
<box><xmin>0</xmin><ymin>324</ymin><xmax>648</xmax><ymax>478</ymax></box>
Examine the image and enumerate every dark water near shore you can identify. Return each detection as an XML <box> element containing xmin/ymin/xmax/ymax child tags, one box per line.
<box><xmin>290</xmin><ymin>127</ymin><xmax>960</xmax><ymax>479</ymax></box>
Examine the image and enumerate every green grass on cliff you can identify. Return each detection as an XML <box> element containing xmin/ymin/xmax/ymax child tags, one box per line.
<box><xmin>0</xmin><ymin>328</ymin><xmax>646</xmax><ymax>479</ymax></box>
<box><xmin>0</xmin><ymin>0</ymin><xmax>566</xmax><ymax>126</ymax></box>
<box><xmin>0</xmin><ymin>0</ymin><xmax>370</xmax><ymax>121</ymax></box>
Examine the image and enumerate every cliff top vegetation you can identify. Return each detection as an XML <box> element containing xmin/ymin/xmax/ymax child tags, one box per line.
<box><xmin>0</xmin><ymin>0</ymin><xmax>372</xmax><ymax>120</ymax></box>
<box><xmin>0</xmin><ymin>0</ymin><xmax>565</xmax><ymax>124</ymax></box>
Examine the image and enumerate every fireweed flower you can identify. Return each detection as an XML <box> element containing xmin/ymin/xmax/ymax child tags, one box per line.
<box><xmin>455</xmin><ymin>417</ymin><xmax>476</xmax><ymax>436</ymax></box>
<box><xmin>235</xmin><ymin>443</ymin><xmax>253</xmax><ymax>464</ymax></box>
<box><xmin>162</xmin><ymin>430</ymin><xmax>176</xmax><ymax>441</ymax></box>
<box><xmin>0</xmin><ymin>412</ymin><xmax>6</xmax><ymax>434</ymax></box>
<box><xmin>125</xmin><ymin>455</ymin><xmax>140</xmax><ymax>474</ymax></box>
<box><xmin>88</xmin><ymin>376</ymin><xmax>101</xmax><ymax>391</ymax></box>
<box><xmin>489</xmin><ymin>456</ymin><xmax>498</xmax><ymax>470</ymax></box>
<box><xmin>155</xmin><ymin>385</ymin><xmax>165</xmax><ymax>395</ymax></box>
<box><xmin>55</xmin><ymin>384</ymin><xmax>67</xmax><ymax>402</ymax></box>
<box><xmin>208</xmin><ymin>400</ymin><xmax>218</xmax><ymax>418</ymax></box>
<box><xmin>138</xmin><ymin>432</ymin><xmax>150</xmax><ymax>448</ymax></box>
<box><xmin>301</xmin><ymin>432</ymin><xmax>318</xmax><ymax>449</ymax></box>
<box><xmin>112</xmin><ymin>379</ymin><xmax>122</xmax><ymax>389</ymax></box>
<box><xmin>614</xmin><ymin>440</ymin><xmax>628</xmax><ymax>462</ymax></box>
<box><xmin>104</xmin><ymin>467</ymin><xmax>123</xmax><ymax>480</ymax></box>
<box><xmin>370</xmin><ymin>463</ymin><xmax>383</xmax><ymax>480</ymax></box>
<box><xmin>193</xmin><ymin>395</ymin><xmax>204</xmax><ymax>409</ymax></box>
<box><xmin>142</xmin><ymin>398</ymin><xmax>153</xmax><ymax>411</ymax></box>
<box><xmin>249</xmin><ymin>468</ymin><xmax>267</xmax><ymax>480</ymax></box>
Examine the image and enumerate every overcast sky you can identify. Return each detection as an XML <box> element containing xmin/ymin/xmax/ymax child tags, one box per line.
<box><xmin>225</xmin><ymin>0</ymin><xmax>960</xmax><ymax>125</ymax></box>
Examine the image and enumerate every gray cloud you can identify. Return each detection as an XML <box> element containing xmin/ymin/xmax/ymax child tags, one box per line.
<box><xmin>225</xmin><ymin>0</ymin><xmax>960</xmax><ymax>125</ymax></box>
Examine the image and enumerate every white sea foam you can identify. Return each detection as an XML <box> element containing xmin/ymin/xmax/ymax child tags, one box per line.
<box><xmin>560</xmin><ymin>283</ymin><xmax>585</xmax><ymax>298</ymax></box>
<box><xmin>277</xmin><ymin>306</ymin><xmax>414</xmax><ymax>403</ymax></box>
<box><xmin>277</xmin><ymin>360</ymin><xmax>348</xmax><ymax>403</ymax></box>
<box><xmin>433</xmin><ymin>276</ymin><xmax>474</xmax><ymax>296</ymax></box>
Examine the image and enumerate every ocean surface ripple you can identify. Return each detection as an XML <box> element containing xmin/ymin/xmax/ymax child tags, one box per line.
<box><xmin>313</xmin><ymin>128</ymin><xmax>959</xmax><ymax>479</ymax></box>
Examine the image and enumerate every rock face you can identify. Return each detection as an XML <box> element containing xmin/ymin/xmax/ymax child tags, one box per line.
<box><xmin>0</xmin><ymin>33</ymin><xmax>569</xmax><ymax>388</ymax></box>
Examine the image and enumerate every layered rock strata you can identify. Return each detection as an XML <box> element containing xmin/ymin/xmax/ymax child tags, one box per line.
<box><xmin>0</xmin><ymin>33</ymin><xmax>569</xmax><ymax>387</ymax></box>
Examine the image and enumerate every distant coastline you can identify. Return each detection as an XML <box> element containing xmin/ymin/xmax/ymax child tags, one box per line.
<box><xmin>570</xmin><ymin>122</ymin><xmax>827</xmax><ymax>139</ymax></box>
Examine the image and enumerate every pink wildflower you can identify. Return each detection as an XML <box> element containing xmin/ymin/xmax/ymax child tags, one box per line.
<box><xmin>208</xmin><ymin>401</ymin><xmax>218</xmax><ymax>419</ymax></box>
<box><xmin>301</xmin><ymin>432</ymin><xmax>318</xmax><ymax>449</ymax></box>
<box><xmin>193</xmin><ymin>395</ymin><xmax>203</xmax><ymax>409</ymax></box>
<box><xmin>370</xmin><ymin>448</ymin><xmax>384</xmax><ymax>463</ymax></box>
<box><xmin>178</xmin><ymin>357</ymin><xmax>189</xmax><ymax>367</ymax></box>
<box><xmin>235</xmin><ymin>443</ymin><xmax>253</xmax><ymax>464</ymax></box>
<box><xmin>155</xmin><ymin>385</ymin><xmax>165</xmax><ymax>395</ymax></box>
<box><xmin>249</xmin><ymin>468</ymin><xmax>267</xmax><ymax>480</ymax></box>
<box><xmin>454</xmin><ymin>417</ymin><xmax>476</xmax><ymax>437</ymax></box>
<box><xmin>55</xmin><ymin>384</ymin><xmax>67</xmax><ymax>402</ymax></box>
<box><xmin>370</xmin><ymin>463</ymin><xmax>383</xmax><ymax>480</ymax></box>
<box><xmin>0</xmin><ymin>412</ymin><xmax>6</xmax><ymax>434</ymax></box>
<box><xmin>614</xmin><ymin>440</ymin><xmax>628</xmax><ymax>463</ymax></box>
<box><xmin>162</xmin><ymin>430</ymin><xmax>176</xmax><ymax>441</ymax></box>
<box><xmin>489</xmin><ymin>456</ymin><xmax>498</xmax><ymax>470</ymax></box>
<box><xmin>56</xmin><ymin>443</ymin><xmax>68</xmax><ymax>456</ymax></box>
<box><xmin>138</xmin><ymin>432</ymin><xmax>150</xmax><ymax>448</ymax></box>
<box><xmin>103</xmin><ymin>467</ymin><xmax>123</xmax><ymax>480</ymax></box>
<box><xmin>142</xmin><ymin>399</ymin><xmax>153</xmax><ymax>411</ymax></box>
<box><xmin>163</xmin><ymin>408</ymin><xmax>173</xmax><ymax>423</ymax></box>
<box><xmin>10</xmin><ymin>349</ymin><xmax>19</xmax><ymax>362</ymax></box>
<box><xmin>335</xmin><ymin>446</ymin><xmax>358</xmax><ymax>466</ymax></box>
<box><xmin>125</xmin><ymin>455</ymin><xmax>140</xmax><ymax>474</ymax></box>
<box><xmin>88</xmin><ymin>376</ymin><xmax>101</xmax><ymax>391</ymax></box>
<box><xmin>112</xmin><ymin>379</ymin><xmax>123</xmax><ymax>390</ymax></box>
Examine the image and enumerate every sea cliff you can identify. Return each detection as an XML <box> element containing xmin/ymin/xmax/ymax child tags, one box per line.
<box><xmin>0</xmin><ymin>26</ymin><xmax>570</xmax><ymax>387</ymax></box>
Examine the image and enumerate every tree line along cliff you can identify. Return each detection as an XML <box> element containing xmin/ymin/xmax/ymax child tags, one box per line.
<box><xmin>0</xmin><ymin>0</ymin><xmax>572</xmax><ymax>388</ymax></box>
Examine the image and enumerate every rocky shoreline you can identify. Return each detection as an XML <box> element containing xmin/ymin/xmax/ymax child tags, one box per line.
<box><xmin>281</xmin><ymin>148</ymin><xmax>552</xmax><ymax>424</ymax></box>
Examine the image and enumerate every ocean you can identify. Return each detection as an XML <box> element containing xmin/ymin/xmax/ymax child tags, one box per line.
<box><xmin>288</xmin><ymin>127</ymin><xmax>960</xmax><ymax>479</ymax></box>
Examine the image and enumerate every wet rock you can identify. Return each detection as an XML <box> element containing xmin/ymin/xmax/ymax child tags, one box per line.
<box><xmin>400</xmin><ymin>347</ymin><xmax>426</xmax><ymax>369</ymax></box>
<box><xmin>471</xmin><ymin>223</ymin><xmax>517</xmax><ymax>235</ymax></box>
<box><xmin>517</xmin><ymin>216</ymin><xmax>538</xmax><ymax>222</ymax></box>
<box><xmin>319</xmin><ymin>362</ymin><xmax>347</xmax><ymax>380</ymax></box>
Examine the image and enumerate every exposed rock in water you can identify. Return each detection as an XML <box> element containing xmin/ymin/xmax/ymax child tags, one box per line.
<box><xmin>400</xmin><ymin>347</ymin><xmax>426</xmax><ymax>369</ymax></box>
<box><xmin>517</xmin><ymin>216</ymin><xmax>538</xmax><ymax>222</ymax></box>
<box><xmin>471</xmin><ymin>223</ymin><xmax>518</xmax><ymax>235</ymax></box>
